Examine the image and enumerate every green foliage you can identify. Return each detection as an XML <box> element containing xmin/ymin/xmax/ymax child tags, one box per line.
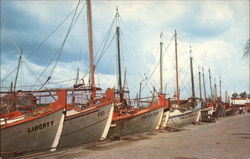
<box><xmin>243</xmin><ymin>38</ymin><xmax>250</xmax><ymax>56</ymax></box>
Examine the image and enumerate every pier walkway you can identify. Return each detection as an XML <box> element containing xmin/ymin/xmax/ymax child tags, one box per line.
<box><xmin>21</xmin><ymin>113</ymin><xmax>250</xmax><ymax>159</ymax></box>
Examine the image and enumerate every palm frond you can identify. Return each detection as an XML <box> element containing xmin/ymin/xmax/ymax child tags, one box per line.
<box><xmin>243</xmin><ymin>38</ymin><xmax>250</xmax><ymax>56</ymax></box>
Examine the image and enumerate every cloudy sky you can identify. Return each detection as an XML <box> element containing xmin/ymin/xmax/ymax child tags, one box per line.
<box><xmin>0</xmin><ymin>0</ymin><xmax>249</xmax><ymax>100</ymax></box>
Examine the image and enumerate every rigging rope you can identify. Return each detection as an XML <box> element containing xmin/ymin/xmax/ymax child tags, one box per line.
<box><xmin>0</xmin><ymin>13</ymin><xmax>71</xmax><ymax>100</ymax></box>
<box><xmin>81</xmin><ymin>15</ymin><xmax>117</xmax><ymax>80</ymax></box>
<box><xmin>32</xmin><ymin>0</ymin><xmax>85</xmax><ymax>90</ymax></box>
<box><xmin>177</xmin><ymin>41</ymin><xmax>197</xmax><ymax>98</ymax></box>
<box><xmin>94</xmin><ymin>15</ymin><xmax>116</xmax><ymax>61</ymax></box>
<box><xmin>48</xmin><ymin>0</ymin><xmax>83</xmax><ymax>77</ymax></box>
<box><xmin>0</xmin><ymin>79</ymin><xmax>75</xmax><ymax>89</ymax></box>
<box><xmin>1</xmin><ymin>0</ymin><xmax>85</xmax><ymax>83</ymax></box>
<box><xmin>141</xmin><ymin>34</ymin><xmax>175</xmax><ymax>92</ymax></box>
<box><xmin>14</xmin><ymin>56</ymin><xmax>57</xmax><ymax>100</ymax></box>
<box><xmin>95</xmin><ymin>33</ymin><xmax>116</xmax><ymax>68</ymax></box>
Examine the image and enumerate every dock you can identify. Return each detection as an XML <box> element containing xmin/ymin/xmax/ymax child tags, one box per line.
<box><xmin>19</xmin><ymin>113</ymin><xmax>250</xmax><ymax>159</ymax></box>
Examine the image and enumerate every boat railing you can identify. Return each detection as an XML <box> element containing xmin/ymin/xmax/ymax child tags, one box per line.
<box><xmin>130</xmin><ymin>96</ymin><xmax>156</xmax><ymax>106</ymax></box>
<box><xmin>0</xmin><ymin>112</ymin><xmax>7</xmax><ymax>125</ymax></box>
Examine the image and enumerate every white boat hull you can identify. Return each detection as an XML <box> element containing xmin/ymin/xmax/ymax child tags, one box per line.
<box><xmin>108</xmin><ymin>107</ymin><xmax>164</xmax><ymax>137</ymax></box>
<box><xmin>167</xmin><ymin>108</ymin><xmax>200</xmax><ymax>127</ymax></box>
<box><xmin>0</xmin><ymin>108</ymin><xmax>65</xmax><ymax>158</ymax></box>
<box><xmin>58</xmin><ymin>103</ymin><xmax>113</xmax><ymax>148</ymax></box>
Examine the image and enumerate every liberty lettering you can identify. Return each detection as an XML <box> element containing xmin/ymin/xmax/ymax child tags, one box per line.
<box><xmin>28</xmin><ymin>120</ymin><xmax>54</xmax><ymax>133</ymax></box>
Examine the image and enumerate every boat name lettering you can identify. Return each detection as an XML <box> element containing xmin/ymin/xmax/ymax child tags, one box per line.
<box><xmin>28</xmin><ymin>121</ymin><xmax>54</xmax><ymax>133</ymax></box>
<box><xmin>142</xmin><ymin>111</ymin><xmax>159</xmax><ymax>120</ymax></box>
<box><xmin>98</xmin><ymin>111</ymin><xmax>105</xmax><ymax>117</ymax></box>
<box><xmin>180</xmin><ymin>113</ymin><xmax>196</xmax><ymax>119</ymax></box>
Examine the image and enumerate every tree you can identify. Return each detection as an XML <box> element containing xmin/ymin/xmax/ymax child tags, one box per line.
<box><xmin>243</xmin><ymin>38</ymin><xmax>250</xmax><ymax>56</ymax></box>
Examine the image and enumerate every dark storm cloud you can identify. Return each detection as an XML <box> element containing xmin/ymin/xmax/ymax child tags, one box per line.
<box><xmin>2</xmin><ymin>2</ymin><xmax>42</xmax><ymax>32</ymax></box>
<box><xmin>1</xmin><ymin>2</ymin><xmax>88</xmax><ymax>67</ymax></box>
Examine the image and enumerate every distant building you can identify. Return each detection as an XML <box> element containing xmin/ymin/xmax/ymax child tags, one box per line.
<box><xmin>231</xmin><ymin>92</ymin><xmax>250</xmax><ymax>107</ymax></box>
<box><xmin>0</xmin><ymin>92</ymin><xmax>36</xmax><ymax>113</ymax></box>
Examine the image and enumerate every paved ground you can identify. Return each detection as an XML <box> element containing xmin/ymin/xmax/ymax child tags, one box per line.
<box><xmin>22</xmin><ymin>113</ymin><xmax>250</xmax><ymax>159</ymax></box>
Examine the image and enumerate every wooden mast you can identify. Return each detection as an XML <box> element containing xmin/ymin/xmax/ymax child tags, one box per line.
<box><xmin>214</xmin><ymin>78</ymin><xmax>217</xmax><ymax>100</ymax></box>
<box><xmin>198</xmin><ymin>67</ymin><xmax>202</xmax><ymax>102</ymax></box>
<box><xmin>138</xmin><ymin>82</ymin><xmax>142</xmax><ymax>106</ymax></box>
<box><xmin>174</xmin><ymin>30</ymin><xmax>179</xmax><ymax>104</ymax></box>
<box><xmin>12</xmin><ymin>50</ymin><xmax>22</xmax><ymax>111</ymax></box>
<box><xmin>86</xmin><ymin>0</ymin><xmax>96</xmax><ymax>100</ymax></box>
<box><xmin>219</xmin><ymin>77</ymin><xmax>222</xmax><ymax>100</ymax></box>
<box><xmin>160</xmin><ymin>32</ymin><xmax>163</xmax><ymax>94</ymax></box>
<box><xmin>225</xmin><ymin>90</ymin><xmax>228</xmax><ymax>103</ymax></box>
<box><xmin>14</xmin><ymin>50</ymin><xmax>22</xmax><ymax>92</ymax></box>
<box><xmin>214</xmin><ymin>81</ymin><xmax>217</xmax><ymax>101</ymax></box>
<box><xmin>72</xmin><ymin>68</ymin><xmax>80</xmax><ymax>106</ymax></box>
<box><xmin>123</xmin><ymin>68</ymin><xmax>127</xmax><ymax>91</ymax></box>
<box><xmin>208</xmin><ymin>68</ymin><xmax>213</xmax><ymax>100</ymax></box>
<box><xmin>116</xmin><ymin>7</ymin><xmax>123</xmax><ymax>101</ymax></box>
<box><xmin>75</xmin><ymin>68</ymin><xmax>79</xmax><ymax>86</ymax></box>
<box><xmin>202</xmin><ymin>67</ymin><xmax>207</xmax><ymax>101</ymax></box>
<box><xmin>189</xmin><ymin>46</ymin><xmax>195</xmax><ymax>100</ymax></box>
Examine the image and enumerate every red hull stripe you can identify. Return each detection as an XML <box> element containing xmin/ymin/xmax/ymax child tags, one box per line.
<box><xmin>113</xmin><ymin>106</ymin><xmax>162</xmax><ymax>122</ymax></box>
<box><xmin>0</xmin><ymin>107</ymin><xmax>63</xmax><ymax>129</ymax></box>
